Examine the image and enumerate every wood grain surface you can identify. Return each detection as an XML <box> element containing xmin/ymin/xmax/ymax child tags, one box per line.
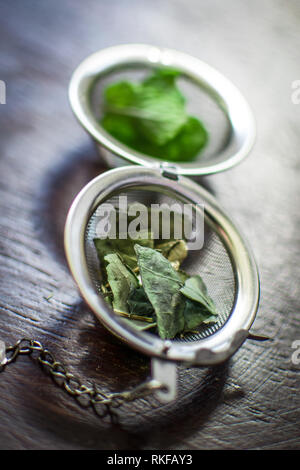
<box><xmin>0</xmin><ymin>0</ymin><xmax>299</xmax><ymax>450</ymax></box>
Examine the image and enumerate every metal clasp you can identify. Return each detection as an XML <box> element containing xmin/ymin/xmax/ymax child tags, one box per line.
<box><xmin>159</xmin><ymin>162</ymin><xmax>179</xmax><ymax>181</ymax></box>
<box><xmin>151</xmin><ymin>358</ymin><xmax>177</xmax><ymax>403</ymax></box>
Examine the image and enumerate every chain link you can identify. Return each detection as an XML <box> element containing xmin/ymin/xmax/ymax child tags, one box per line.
<box><xmin>0</xmin><ymin>338</ymin><xmax>163</xmax><ymax>417</ymax></box>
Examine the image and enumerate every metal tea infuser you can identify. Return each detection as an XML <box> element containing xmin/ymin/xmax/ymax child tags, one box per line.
<box><xmin>0</xmin><ymin>45</ymin><xmax>262</xmax><ymax>413</ymax></box>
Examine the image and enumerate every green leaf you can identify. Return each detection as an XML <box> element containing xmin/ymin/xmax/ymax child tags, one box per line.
<box><xmin>104</xmin><ymin>253</ymin><xmax>139</xmax><ymax>313</ymax></box>
<box><xmin>134</xmin><ymin>75</ymin><xmax>187</xmax><ymax>146</ymax></box>
<box><xmin>100</xmin><ymin>67</ymin><xmax>209</xmax><ymax>163</ymax></box>
<box><xmin>155</xmin><ymin>239</ymin><xmax>188</xmax><ymax>266</ymax></box>
<box><xmin>100</xmin><ymin>283</ymin><xmax>113</xmax><ymax>306</ymax></box>
<box><xmin>127</xmin><ymin>286</ymin><xmax>155</xmax><ymax>317</ymax></box>
<box><xmin>137</xmin><ymin>116</ymin><xmax>208</xmax><ymax>162</ymax></box>
<box><xmin>120</xmin><ymin>317</ymin><xmax>157</xmax><ymax>332</ymax></box>
<box><xmin>94</xmin><ymin>235</ymin><xmax>154</xmax><ymax>274</ymax></box>
<box><xmin>142</xmin><ymin>67</ymin><xmax>181</xmax><ymax>86</ymax></box>
<box><xmin>101</xmin><ymin>113</ymin><xmax>138</xmax><ymax>146</ymax></box>
<box><xmin>177</xmin><ymin>269</ymin><xmax>190</xmax><ymax>283</ymax></box>
<box><xmin>103</xmin><ymin>69</ymin><xmax>187</xmax><ymax>147</ymax></box>
<box><xmin>160</xmin><ymin>116</ymin><xmax>208</xmax><ymax>162</ymax></box>
<box><xmin>180</xmin><ymin>274</ymin><xmax>217</xmax><ymax>316</ymax></box>
<box><xmin>183</xmin><ymin>297</ymin><xmax>217</xmax><ymax>330</ymax></box>
<box><xmin>104</xmin><ymin>81</ymin><xmax>137</xmax><ymax>108</ymax></box>
<box><xmin>135</xmin><ymin>244</ymin><xmax>185</xmax><ymax>339</ymax></box>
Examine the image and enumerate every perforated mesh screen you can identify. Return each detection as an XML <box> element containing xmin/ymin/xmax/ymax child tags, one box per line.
<box><xmin>85</xmin><ymin>188</ymin><xmax>236</xmax><ymax>341</ymax></box>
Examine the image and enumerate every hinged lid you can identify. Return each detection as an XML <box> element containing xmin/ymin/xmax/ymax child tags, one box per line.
<box><xmin>69</xmin><ymin>44</ymin><xmax>256</xmax><ymax>176</ymax></box>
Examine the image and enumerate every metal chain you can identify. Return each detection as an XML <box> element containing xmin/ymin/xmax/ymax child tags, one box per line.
<box><xmin>0</xmin><ymin>338</ymin><xmax>163</xmax><ymax>417</ymax></box>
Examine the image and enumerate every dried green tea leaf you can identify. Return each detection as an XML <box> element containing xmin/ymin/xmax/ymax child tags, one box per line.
<box><xmin>100</xmin><ymin>283</ymin><xmax>113</xmax><ymax>306</ymax></box>
<box><xmin>113</xmin><ymin>308</ymin><xmax>154</xmax><ymax>323</ymax></box>
<box><xmin>170</xmin><ymin>260</ymin><xmax>180</xmax><ymax>271</ymax></box>
<box><xmin>183</xmin><ymin>297</ymin><xmax>217</xmax><ymax>331</ymax></box>
<box><xmin>180</xmin><ymin>274</ymin><xmax>217</xmax><ymax>316</ymax></box>
<box><xmin>135</xmin><ymin>244</ymin><xmax>185</xmax><ymax>339</ymax></box>
<box><xmin>127</xmin><ymin>286</ymin><xmax>155</xmax><ymax>317</ymax></box>
<box><xmin>113</xmin><ymin>303</ymin><xmax>156</xmax><ymax>331</ymax></box>
<box><xmin>177</xmin><ymin>269</ymin><xmax>190</xmax><ymax>283</ymax></box>
<box><xmin>120</xmin><ymin>318</ymin><xmax>157</xmax><ymax>331</ymax></box>
<box><xmin>155</xmin><ymin>239</ymin><xmax>188</xmax><ymax>266</ymax></box>
<box><xmin>94</xmin><ymin>234</ymin><xmax>154</xmax><ymax>274</ymax></box>
<box><xmin>104</xmin><ymin>253</ymin><xmax>139</xmax><ymax>313</ymax></box>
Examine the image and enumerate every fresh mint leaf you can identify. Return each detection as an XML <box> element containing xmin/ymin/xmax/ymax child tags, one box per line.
<box><xmin>101</xmin><ymin>113</ymin><xmax>138</xmax><ymax>147</ymax></box>
<box><xmin>134</xmin><ymin>76</ymin><xmax>186</xmax><ymax>146</ymax></box>
<box><xmin>101</xmin><ymin>67</ymin><xmax>208</xmax><ymax>162</ymax></box>
<box><xmin>104</xmin><ymin>81</ymin><xmax>137</xmax><ymax>108</ymax></box>
<box><xmin>160</xmin><ymin>116</ymin><xmax>208</xmax><ymax>162</ymax></box>
<box><xmin>103</xmin><ymin>71</ymin><xmax>186</xmax><ymax>146</ymax></box>
<box><xmin>142</xmin><ymin>67</ymin><xmax>181</xmax><ymax>86</ymax></box>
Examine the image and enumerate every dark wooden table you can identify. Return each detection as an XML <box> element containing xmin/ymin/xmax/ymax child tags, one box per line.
<box><xmin>0</xmin><ymin>0</ymin><xmax>299</xmax><ymax>450</ymax></box>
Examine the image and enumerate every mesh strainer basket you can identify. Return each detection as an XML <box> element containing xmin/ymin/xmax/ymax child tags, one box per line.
<box><xmin>65</xmin><ymin>45</ymin><xmax>260</xmax><ymax>402</ymax></box>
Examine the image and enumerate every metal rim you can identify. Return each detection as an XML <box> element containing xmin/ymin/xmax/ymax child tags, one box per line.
<box><xmin>69</xmin><ymin>43</ymin><xmax>256</xmax><ymax>176</ymax></box>
<box><xmin>64</xmin><ymin>165</ymin><xmax>259</xmax><ymax>365</ymax></box>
